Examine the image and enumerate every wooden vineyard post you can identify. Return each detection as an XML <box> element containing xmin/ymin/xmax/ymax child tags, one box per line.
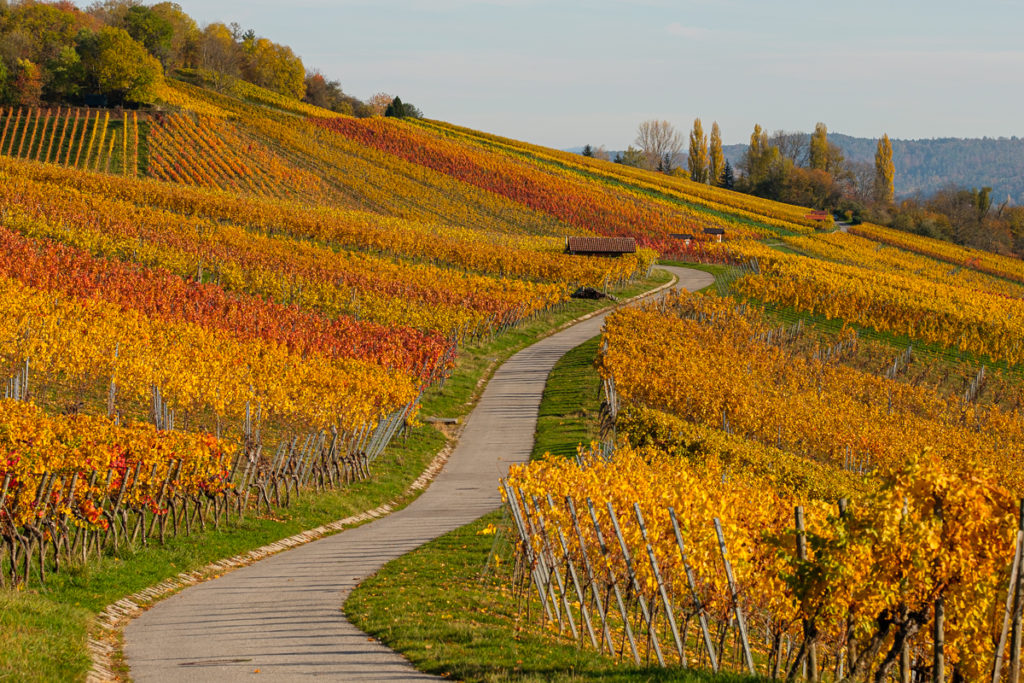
<box><xmin>17</xmin><ymin>106</ymin><xmax>34</xmax><ymax>158</ymax></box>
<box><xmin>122</xmin><ymin>110</ymin><xmax>129</xmax><ymax>175</ymax></box>
<box><xmin>0</xmin><ymin>107</ymin><xmax>12</xmax><ymax>152</ymax></box>
<box><xmin>994</xmin><ymin>530</ymin><xmax>1024</xmax><ymax>682</ymax></box>
<box><xmin>606</xmin><ymin>501</ymin><xmax>665</xmax><ymax>667</ymax></box>
<box><xmin>586</xmin><ymin>498</ymin><xmax>641</xmax><ymax>664</ymax></box>
<box><xmin>33</xmin><ymin>108</ymin><xmax>50</xmax><ymax>161</ymax></box>
<box><xmin>501</xmin><ymin>481</ymin><xmax>554</xmax><ymax>623</ymax></box>
<box><xmin>669</xmin><ymin>507</ymin><xmax>718</xmax><ymax>671</ymax></box>
<box><xmin>713</xmin><ymin>518</ymin><xmax>756</xmax><ymax>675</ymax></box>
<box><xmin>934</xmin><ymin>595</ymin><xmax>945</xmax><ymax>683</ymax></box>
<box><xmin>794</xmin><ymin>506</ymin><xmax>819</xmax><ymax>682</ymax></box>
<box><xmin>1010</xmin><ymin>499</ymin><xmax>1024</xmax><ymax>683</ymax></box>
<box><xmin>567</xmin><ymin>496</ymin><xmax>615</xmax><ymax>656</ymax></box>
<box><xmin>516</xmin><ymin>487</ymin><xmax>562</xmax><ymax>626</ymax></box>
<box><xmin>546</xmin><ymin>494</ymin><xmax>599</xmax><ymax>650</ymax></box>
<box><xmin>44</xmin><ymin>107</ymin><xmax>60</xmax><ymax>162</ymax></box>
<box><xmin>634</xmin><ymin>503</ymin><xmax>685</xmax><ymax>665</ymax></box>
<box><xmin>526</xmin><ymin>494</ymin><xmax>578</xmax><ymax>639</ymax></box>
<box><xmin>5</xmin><ymin>108</ymin><xmax>22</xmax><ymax>156</ymax></box>
<box><xmin>73</xmin><ymin>110</ymin><xmax>90</xmax><ymax>167</ymax></box>
<box><xmin>64</xmin><ymin>109</ymin><xmax>80</xmax><ymax>166</ymax></box>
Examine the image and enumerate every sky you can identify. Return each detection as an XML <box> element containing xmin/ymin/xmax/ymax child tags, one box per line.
<box><xmin>174</xmin><ymin>0</ymin><xmax>1024</xmax><ymax>149</ymax></box>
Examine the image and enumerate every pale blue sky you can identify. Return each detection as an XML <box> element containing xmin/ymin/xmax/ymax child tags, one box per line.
<box><xmin>175</xmin><ymin>0</ymin><xmax>1024</xmax><ymax>148</ymax></box>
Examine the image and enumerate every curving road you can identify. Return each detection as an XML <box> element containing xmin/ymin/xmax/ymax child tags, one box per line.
<box><xmin>123</xmin><ymin>266</ymin><xmax>714</xmax><ymax>682</ymax></box>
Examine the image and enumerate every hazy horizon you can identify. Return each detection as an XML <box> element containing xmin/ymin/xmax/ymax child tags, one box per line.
<box><xmin>173</xmin><ymin>0</ymin><xmax>1024</xmax><ymax>149</ymax></box>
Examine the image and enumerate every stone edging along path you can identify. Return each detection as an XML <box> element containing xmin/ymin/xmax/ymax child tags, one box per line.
<box><xmin>96</xmin><ymin>266</ymin><xmax>709</xmax><ymax>682</ymax></box>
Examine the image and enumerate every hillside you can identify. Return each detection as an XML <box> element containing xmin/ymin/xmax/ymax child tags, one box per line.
<box><xmin>3</xmin><ymin>72</ymin><xmax>1024</xmax><ymax>682</ymax></box>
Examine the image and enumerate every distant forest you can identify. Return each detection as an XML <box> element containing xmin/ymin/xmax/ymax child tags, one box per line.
<box><xmin>721</xmin><ymin>135</ymin><xmax>1024</xmax><ymax>205</ymax></box>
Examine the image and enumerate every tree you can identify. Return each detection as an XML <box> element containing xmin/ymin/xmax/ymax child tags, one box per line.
<box><xmin>149</xmin><ymin>2</ymin><xmax>199</xmax><ymax>69</ymax></box>
<box><xmin>615</xmin><ymin>145</ymin><xmax>647</xmax><ymax>168</ymax></box>
<box><xmin>581</xmin><ymin>144</ymin><xmax>593</xmax><ymax>157</ymax></box>
<box><xmin>44</xmin><ymin>45</ymin><xmax>84</xmax><ymax>100</ymax></box>
<box><xmin>121</xmin><ymin>5</ymin><xmax>174</xmax><ymax>66</ymax></box>
<box><xmin>303</xmin><ymin>71</ymin><xmax>370</xmax><ymax>115</ymax></box>
<box><xmin>241</xmin><ymin>37</ymin><xmax>305</xmax><ymax>99</ymax></box>
<box><xmin>874</xmin><ymin>133</ymin><xmax>895</xmax><ymax>204</ymax></box>
<box><xmin>771</xmin><ymin>129</ymin><xmax>808</xmax><ymax>165</ymax></box>
<box><xmin>742</xmin><ymin>124</ymin><xmax>779</xmax><ymax>188</ymax></box>
<box><xmin>197</xmin><ymin>22</ymin><xmax>240</xmax><ymax>90</ymax></box>
<box><xmin>78</xmin><ymin>27</ymin><xmax>163</xmax><ymax>105</ymax></box>
<box><xmin>384</xmin><ymin>95</ymin><xmax>422</xmax><ymax>118</ymax></box>
<box><xmin>366</xmin><ymin>92</ymin><xmax>391</xmax><ymax>116</ymax></box>
<box><xmin>709</xmin><ymin>121</ymin><xmax>724</xmax><ymax>186</ymax></box>
<box><xmin>11</xmin><ymin>58</ymin><xmax>42</xmax><ymax>106</ymax></box>
<box><xmin>635</xmin><ymin>119</ymin><xmax>684</xmax><ymax>172</ymax></box>
<box><xmin>808</xmin><ymin>122</ymin><xmax>828</xmax><ymax>170</ymax></box>
<box><xmin>721</xmin><ymin>159</ymin><xmax>735</xmax><ymax>189</ymax></box>
<box><xmin>687</xmin><ymin>117</ymin><xmax>709</xmax><ymax>182</ymax></box>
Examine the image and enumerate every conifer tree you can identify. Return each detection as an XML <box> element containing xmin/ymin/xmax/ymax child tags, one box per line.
<box><xmin>582</xmin><ymin>144</ymin><xmax>593</xmax><ymax>157</ymax></box>
<box><xmin>809</xmin><ymin>122</ymin><xmax>829</xmax><ymax>170</ymax></box>
<box><xmin>709</xmin><ymin>121</ymin><xmax>724</xmax><ymax>185</ymax></box>
<box><xmin>722</xmin><ymin>159</ymin><xmax>735</xmax><ymax>189</ymax></box>
<box><xmin>688</xmin><ymin>118</ymin><xmax>709</xmax><ymax>183</ymax></box>
<box><xmin>384</xmin><ymin>96</ymin><xmax>403</xmax><ymax>117</ymax></box>
<box><xmin>874</xmin><ymin>133</ymin><xmax>895</xmax><ymax>204</ymax></box>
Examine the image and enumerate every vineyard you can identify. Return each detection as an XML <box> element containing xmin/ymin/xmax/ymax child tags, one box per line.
<box><xmin>2</xmin><ymin>66</ymin><xmax>1024</xmax><ymax>683</ymax></box>
<box><xmin>505</xmin><ymin>271</ymin><xmax>1024</xmax><ymax>680</ymax></box>
<box><xmin>0</xmin><ymin>78</ymin><xmax>661</xmax><ymax>594</ymax></box>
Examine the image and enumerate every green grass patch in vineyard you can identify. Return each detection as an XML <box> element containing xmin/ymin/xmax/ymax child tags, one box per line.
<box><xmin>346</xmin><ymin>513</ymin><xmax>759</xmax><ymax>682</ymax></box>
<box><xmin>0</xmin><ymin>270</ymin><xmax>670</xmax><ymax>683</ymax></box>
<box><xmin>531</xmin><ymin>335</ymin><xmax>603</xmax><ymax>460</ymax></box>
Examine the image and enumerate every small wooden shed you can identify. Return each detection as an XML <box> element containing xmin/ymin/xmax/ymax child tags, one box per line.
<box><xmin>703</xmin><ymin>227</ymin><xmax>725</xmax><ymax>243</ymax></box>
<box><xmin>805</xmin><ymin>210</ymin><xmax>831</xmax><ymax>230</ymax></box>
<box><xmin>670</xmin><ymin>233</ymin><xmax>695</xmax><ymax>246</ymax></box>
<box><xmin>564</xmin><ymin>236</ymin><xmax>637</xmax><ymax>257</ymax></box>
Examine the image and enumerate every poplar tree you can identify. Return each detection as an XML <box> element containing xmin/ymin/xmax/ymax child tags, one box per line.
<box><xmin>874</xmin><ymin>133</ymin><xmax>895</xmax><ymax>204</ymax></box>
<box><xmin>743</xmin><ymin>124</ymin><xmax>777</xmax><ymax>186</ymax></box>
<box><xmin>809</xmin><ymin>122</ymin><xmax>829</xmax><ymax>170</ymax></box>
<box><xmin>709</xmin><ymin>121</ymin><xmax>724</xmax><ymax>185</ymax></box>
<box><xmin>688</xmin><ymin>118</ymin><xmax>709</xmax><ymax>183</ymax></box>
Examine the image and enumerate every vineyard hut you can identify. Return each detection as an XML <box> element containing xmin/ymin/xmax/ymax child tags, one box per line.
<box><xmin>702</xmin><ymin>227</ymin><xmax>725</xmax><ymax>243</ymax></box>
<box><xmin>805</xmin><ymin>210</ymin><xmax>831</xmax><ymax>230</ymax></box>
<box><xmin>670</xmin><ymin>233</ymin><xmax>694</xmax><ymax>246</ymax></box>
<box><xmin>564</xmin><ymin>236</ymin><xmax>637</xmax><ymax>257</ymax></box>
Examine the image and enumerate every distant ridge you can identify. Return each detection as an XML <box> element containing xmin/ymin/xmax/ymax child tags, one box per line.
<box><xmin>569</xmin><ymin>134</ymin><xmax>1024</xmax><ymax>204</ymax></box>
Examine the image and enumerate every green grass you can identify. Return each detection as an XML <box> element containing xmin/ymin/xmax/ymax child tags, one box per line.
<box><xmin>532</xmin><ymin>336</ymin><xmax>603</xmax><ymax>460</ymax></box>
<box><xmin>346</xmin><ymin>514</ymin><xmax>758</xmax><ymax>682</ymax></box>
<box><xmin>347</xmin><ymin>320</ymin><xmax>760</xmax><ymax>682</ymax></box>
<box><xmin>0</xmin><ymin>270</ymin><xmax>671</xmax><ymax>683</ymax></box>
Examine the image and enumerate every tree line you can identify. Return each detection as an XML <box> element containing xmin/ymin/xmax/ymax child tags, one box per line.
<box><xmin>0</xmin><ymin>0</ymin><xmax>420</xmax><ymax>118</ymax></box>
<box><xmin>583</xmin><ymin>119</ymin><xmax>1024</xmax><ymax>258</ymax></box>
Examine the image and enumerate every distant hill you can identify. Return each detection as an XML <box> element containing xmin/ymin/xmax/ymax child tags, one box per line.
<box><xmin>571</xmin><ymin>135</ymin><xmax>1024</xmax><ymax>205</ymax></box>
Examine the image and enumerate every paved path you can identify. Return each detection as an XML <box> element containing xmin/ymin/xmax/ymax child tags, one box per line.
<box><xmin>123</xmin><ymin>266</ymin><xmax>713</xmax><ymax>682</ymax></box>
